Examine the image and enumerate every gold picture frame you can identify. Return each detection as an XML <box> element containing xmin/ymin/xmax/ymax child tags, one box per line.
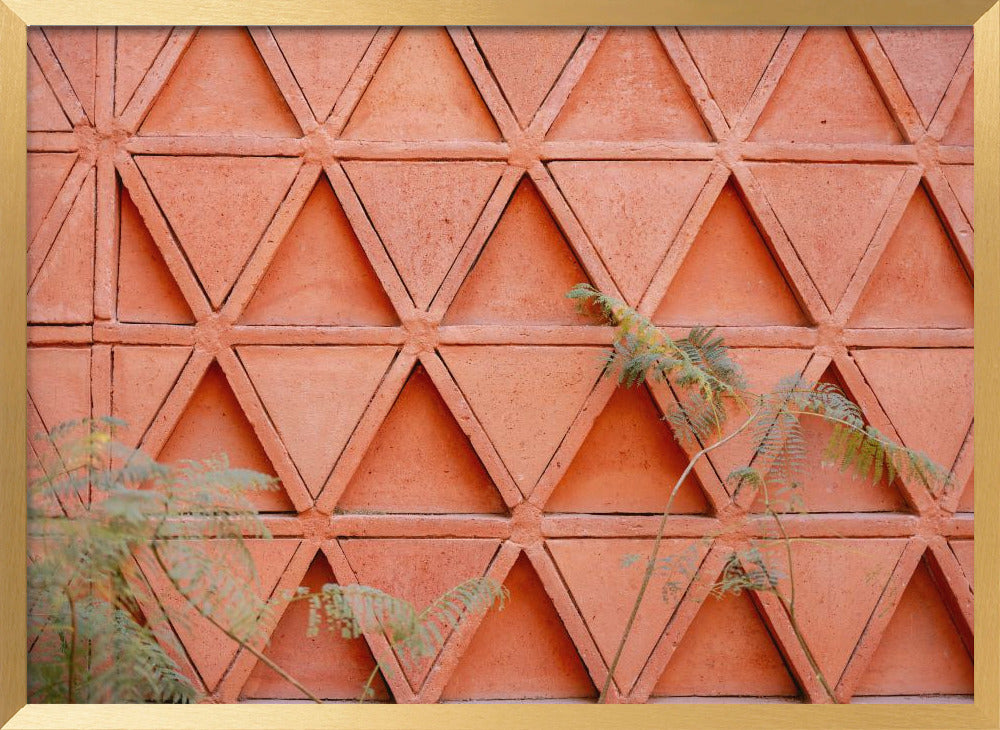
<box><xmin>1</xmin><ymin>1</ymin><xmax>998</xmax><ymax>727</ymax></box>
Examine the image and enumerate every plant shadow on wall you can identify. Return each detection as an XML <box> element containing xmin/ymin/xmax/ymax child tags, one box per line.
<box><xmin>26</xmin><ymin>418</ymin><xmax>507</xmax><ymax>704</ymax></box>
<box><xmin>567</xmin><ymin>285</ymin><xmax>953</xmax><ymax>704</ymax></box>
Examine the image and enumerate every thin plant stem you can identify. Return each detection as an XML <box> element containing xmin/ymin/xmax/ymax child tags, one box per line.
<box><xmin>65</xmin><ymin>587</ymin><xmax>77</xmax><ymax>703</ymax></box>
<box><xmin>598</xmin><ymin>410</ymin><xmax>760</xmax><ymax>703</ymax></box>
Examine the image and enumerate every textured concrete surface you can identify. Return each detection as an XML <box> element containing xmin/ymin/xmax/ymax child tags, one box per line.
<box><xmin>26</xmin><ymin>26</ymin><xmax>974</xmax><ymax>703</ymax></box>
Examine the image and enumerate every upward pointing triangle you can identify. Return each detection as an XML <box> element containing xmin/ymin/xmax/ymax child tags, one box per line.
<box><xmin>111</xmin><ymin>345</ymin><xmax>191</xmax><ymax>448</ymax></box>
<box><xmin>751</xmin><ymin>27</ymin><xmax>902</xmax><ymax>144</ymax></box>
<box><xmin>850</xmin><ymin>186</ymin><xmax>973</xmax><ymax>329</ymax></box>
<box><xmin>136</xmin><ymin>155</ymin><xmax>300</xmax><ymax>308</ymax></box>
<box><xmin>342</xmin><ymin>27</ymin><xmax>500</xmax><ymax>141</ymax></box>
<box><xmin>654</xmin><ymin>181</ymin><xmax>807</xmax><ymax>326</ymax></box>
<box><xmin>550</xmin><ymin>160</ymin><xmax>713</xmax><ymax>304</ymax></box>
<box><xmin>653</xmin><ymin>588</ymin><xmax>798</xmax><ymax>697</ymax></box>
<box><xmin>440</xmin><ymin>345</ymin><xmax>603</xmax><ymax>494</ymax></box>
<box><xmin>343</xmin><ymin>161</ymin><xmax>504</xmax><ymax>309</ymax></box>
<box><xmin>548</xmin><ymin>538</ymin><xmax>710</xmax><ymax>693</ymax></box>
<box><xmin>115</xmin><ymin>27</ymin><xmax>172</xmax><ymax>115</ymax></box>
<box><xmin>117</xmin><ymin>184</ymin><xmax>195</xmax><ymax>324</ymax></box>
<box><xmin>27</xmin><ymin>153</ymin><xmax>75</xmax><ymax>243</ymax></box>
<box><xmin>240</xmin><ymin>175</ymin><xmax>398</xmax><ymax>326</ymax></box>
<box><xmin>548</xmin><ymin>27</ymin><xmax>711</xmax><ymax>142</ymax></box>
<box><xmin>238</xmin><ymin>345</ymin><xmax>396</xmax><ymax>497</ymax></box>
<box><xmin>751</xmin><ymin>162</ymin><xmax>904</xmax><ymax>309</ymax></box>
<box><xmin>441</xmin><ymin>554</ymin><xmax>597</xmax><ymax>701</ymax></box>
<box><xmin>678</xmin><ymin>27</ymin><xmax>785</xmax><ymax>125</ymax></box>
<box><xmin>240</xmin><ymin>549</ymin><xmax>391</xmax><ymax>701</ymax></box>
<box><xmin>140</xmin><ymin>27</ymin><xmax>301</xmax><ymax>137</ymax></box>
<box><xmin>854</xmin><ymin>560</ymin><xmax>972</xmax><ymax>696</ymax></box>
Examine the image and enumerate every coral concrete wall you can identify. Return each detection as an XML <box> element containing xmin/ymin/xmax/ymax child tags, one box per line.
<box><xmin>26</xmin><ymin>26</ymin><xmax>974</xmax><ymax>703</ymax></box>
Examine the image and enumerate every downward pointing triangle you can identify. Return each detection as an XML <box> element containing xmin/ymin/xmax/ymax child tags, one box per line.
<box><xmin>115</xmin><ymin>27</ymin><xmax>172</xmax><ymax>115</ymax></box>
<box><xmin>238</xmin><ymin>345</ymin><xmax>396</xmax><ymax>498</ymax></box>
<box><xmin>136</xmin><ymin>539</ymin><xmax>299</xmax><ymax>692</ymax></box>
<box><xmin>137</xmin><ymin>155</ymin><xmax>299</xmax><ymax>308</ymax></box>
<box><xmin>45</xmin><ymin>28</ymin><xmax>97</xmax><ymax>121</ymax></box>
<box><xmin>344</xmin><ymin>161</ymin><xmax>504</xmax><ymax>309</ymax></box>
<box><xmin>27</xmin><ymin>51</ymin><xmax>71</xmax><ymax>131</ymax></box>
<box><xmin>550</xmin><ymin>161</ymin><xmax>712</xmax><ymax>304</ymax></box>
<box><xmin>241</xmin><ymin>550</ymin><xmax>391</xmax><ymax>701</ymax></box>
<box><xmin>751</xmin><ymin>162</ymin><xmax>904</xmax><ymax>309</ymax></box>
<box><xmin>757</xmin><ymin>538</ymin><xmax>906</xmax><ymax>684</ymax></box>
<box><xmin>548</xmin><ymin>538</ymin><xmax>710</xmax><ymax>693</ymax></box>
<box><xmin>340</xmin><ymin>538</ymin><xmax>500</xmax><ymax>690</ymax></box>
<box><xmin>440</xmin><ymin>345</ymin><xmax>604</xmax><ymax>493</ymax></box>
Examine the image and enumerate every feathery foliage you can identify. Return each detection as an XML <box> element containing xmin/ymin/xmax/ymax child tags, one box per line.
<box><xmin>568</xmin><ymin>285</ymin><xmax>954</xmax><ymax>703</ymax></box>
<box><xmin>28</xmin><ymin>418</ymin><xmax>507</xmax><ymax>704</ymax></box>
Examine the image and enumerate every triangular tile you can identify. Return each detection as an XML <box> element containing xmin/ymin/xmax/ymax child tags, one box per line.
<box><xmin>942</xmin><ymin>164</ymin><xmax>973</xmax><ymax>225</ymax></box>
<box><xmin>655</xmin><ymin>181</ymin><xmax>807</xmax><ymax>326</ymax></box>
<box><xmin>854</xmin><ymin>560</ymin><xmax>973</xmax><ymax>696</ymax></box>
<box><xmin>958</xmin><ymin>474</ymin><xmax>974</xmax><ymax>512</ymax></box>
<box><xmin>874</xmin><ymin>28</ymin><xmax>971</xmax><ymax>127</ymax></box>
<box><xmin>136</xmin><ymin>155</ymin><xmax>299</xmax><ymax>308</ymax></box>
<box><xmin>240</xmin><ymin>549</ymin><xmax>391</xmax><ymax>701</ymax></box>
<box><xmin>751</xmin><ymin>27</ymin><xmax>902</xmax><ymax>143</ymax></box>
<box><xmin>115</xmin><ymin>27</ymin><xmax>172</xmax><ymax>115</ymax></box>
<box><xmin>137</xmin><ymin>539</ymin><xmax>299</xmax><ymax>693</ymax></box>
<box><xmin>440</xmin><ymin>554</ymin><xmax>597</xmax><ymax>701</ymax></box>
<box><xmin>338</xmin><ymin>364</ymin><xmax>506</xmax><ymax>514</ymax></box>
<box><xmin>444</xmin><ymin>177</ymin><xmax>593</xmax><ymax>325</ymax></box>
<box><xmin>705</xmin><ymin>348</ymin><xmax>812</xmax><ymax>484</ymax></box>
<box><xmin>548</xmin><ymin>27</ymin><xmax>711</xmax><ymax>142</ymax></box>
<box><xmin>678</xmin><ymin>27</ymin><xmax>785</xmax><ymax>125</ymax></box>
<box><xmin>756</xmin><ymin>537</ymin><xmax>906</xmax><ymax>684</ymax></box>
<box><xmin>548</xmin><ymin>538</ymin><xmax>709</xmax><ymax>692</ymax></box>
<box><xmin>850</xmin><ymin>186</ymin><xmax>973</xmax><ymax>328</ymax></box>
<box><xmin>942</xmin><ymin>77</ymin><xmax>973</xmax><ymax>146</ymax></box>
<box><xmin>750</xmin><ymin>363</ymin><xmax>908</xmax><ymax>513</ymax></box>
<box><xmin>342</xmin><ymin>27</ymin><xmax>500</xmax><ymax>141</ymax></box>
<box><xmin>27</xmin><ymin>50</ymin><xmax>71</xmax><ymax>131</ymax></box>
<box><xmin>45</xmin><ymin>28</ymin><xmax>97</xmax><ymax>121</ymax></box>
<box><xmin>28</xmin><ymin>170</ymin><xmax>95</xmax><ymax>324</ymax></box>
<box><xmin>157</xmin><ymin>361</ymin><xmax>294</xmax><ymax>512</ymax></box>
<box><xmin>241</xmin><ymin>175</ymin><xmax>397</xmax><ymax>326</ymax></box>
<box><xmin>549</xmin><ymin>161</ymin><xmax>713</xmax><ymax>304</ymax></box>
<box><xmin>440</xmin><ymin>346</ymin><xmax>603</xmax><ymax>493</ymax></box>
<box><xmin>343</xmin><ymin>161</ymin><xmax>503</xmax><ymax>309</ymax></box>
<box><xmin>340</xmin><ymin>538</ymin><xmax>500</xmax><ymax>690</ymax></box>
<box><xmin>545</xmin><ymin>385</ymin><xmax>709</xmax><ymax>515</ymax></box>
<box><xmin>471</xmin><ymin>27</ymin><xmax>585</xmax><ymax>126</ymax></box>
<box><xmin>951</xmin><ymin>540</ymin><xmax>974</xmax><ymax>589</ymax></box>
<box><xmin>111</xmin><ymin>345</ymin><xmax>191</xmax><ymax>447</ymax></box>
<box><xmin>238</xmin><ymin>345</ymin><xmax>396</xmax><ymax>498</ymax></box>
<box><xmin>27</xmin><ymin>347</ymin><xmax>92</xmax><ymax>430</ymax></box>
<box><xmin>852</xmin><ymin>348</ymin><xmax>973</xmax><ymax>471</ymax></box>
<box><xmin>271</xmin><ymin>27</ymin><xmax>377</xmax><ymax>122</ymax></box>
<box><xmin>652</xmin><ymin>589</ymin><xmax>798</xmax><ymax>697</ymax></box>
<box><xmin>117</xmin><ymin>183</ymin><xmax>195</xmax><ymax>324</ymax></box>
<box><xmin>140</xmin><ymin>27</ymin><xmax>301</xmax><ymax>137</ymax></box>
<box><xmin>27</xmin><ymin>153</ymin><xmax>76</xmax><ymax>243</ymax></box>
<box><xmin>751</xmin><ymin>163</ymin><xmax>904</xmax><ymax>309</ymax></box>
